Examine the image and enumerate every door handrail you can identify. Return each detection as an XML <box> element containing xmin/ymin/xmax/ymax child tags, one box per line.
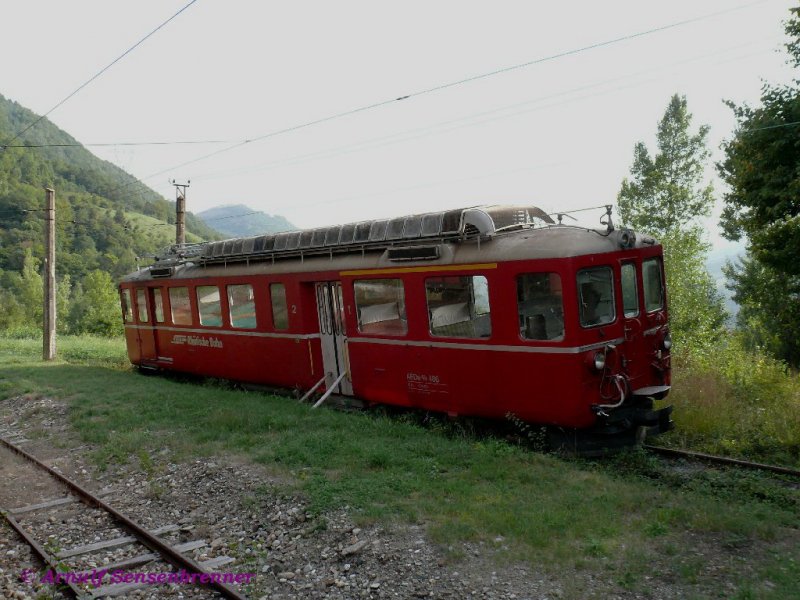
<box><xmin>312</xmin><ymin>371</ymin><xmax>347</xmax><ymax>409</ymax></box>
<box><xmin>299</xmin><ymin>376</ymin><xmax>327</xmax><ymax>403</ymax></box>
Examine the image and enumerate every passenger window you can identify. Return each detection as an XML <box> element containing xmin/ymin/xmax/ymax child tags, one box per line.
<box><xmin>426</xmin><ymin>275</ymin><xmax>491</xmax><ymax>338</ymax></box>
<box><xmin>169</xmin><ymin>287</ymin><xmax>192</xmax><ymax>325</ymax></box>
<box><xmin>152</xmin><ymin>289</ymin><xmax>165</xmax><ymax>323</ymax></box>
<box><xmin>270</xmin><ymin>283</ymin><xmax>289</xmax><ymax>330</ymax></box>
<box><xmin>354</xmin><ymin>279</ymin><xmax>407</xmax><ymax>335</ymax></box>
<box><xmin>621</xmin><ymin>263</ymin><xmax>639</xmax><ymax>318</ymax></box>
<box><xmin>517</xmin><ymin>273</ymin><xmax>564</xmax><ymax>340</ymax></box>
<box><xmin>121</xmin><ymin>289</ymin><xmax>133</xmax><ymax>323</ymax></box>
<box><xmin>643</xmin><ymin>258</ymin><xmax>664</xmax><ymax>312</ymax></box>
<box><xmin>136</xmin><ymin>289</ymin><xmax>149</xmax><ymax>323</ymax></box>
<box><xmin>196</xmin><ymin>286</ymin><xmax>223</xmax><ymax>327</ymax></box>
<box><xmin>228</xmin><ymin>284</ymin><xmax>257</xmax><ymax>329</ymax></box>
<box><xmin>577</xmin><ymin>267</ymin><xmax>615</xmax><ymax>327</ymax></box>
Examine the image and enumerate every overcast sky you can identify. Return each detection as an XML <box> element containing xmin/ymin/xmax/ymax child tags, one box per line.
<box><xmin>1</xmin><ymin>0</ymin><xmax>796</xmax><ymax>248</ymax></box>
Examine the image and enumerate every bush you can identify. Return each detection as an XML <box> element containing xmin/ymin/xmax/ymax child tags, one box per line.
<box><xmin>664</xmin><ymin>334</ymin><xmax>800</xmax><ymax>466</ymax></box>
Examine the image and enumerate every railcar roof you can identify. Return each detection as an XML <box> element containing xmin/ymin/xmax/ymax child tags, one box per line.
<box><xmin>121</xmin><ymin>218</ymin><xmax>658</xmax><ymax>284</ymax></box>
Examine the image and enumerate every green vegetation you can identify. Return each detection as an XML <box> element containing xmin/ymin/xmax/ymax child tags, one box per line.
<box><xmin>718</xmin><ymin>7</ymin><xmax>800</xmax><ymax>368</ymax></box>
<box><xmin>664</xmin><ymin>335</ymin><xmax>800</xmax><ymax>466</ymax></box>
<box><xmin>618</xmin><ymin>93</ymin><xmax>725</xmax><ymax>356</ymax></box>
<box><xmin>0</xmin><ymin>93</ymin><xmax>221</xmax><ymax>337</ymax></box>
<box><xmin>617</xmin><ymin>90</ymin><xmax>800</xmax><ymax>469</ymax></box>
<box><xmin>0</xmin><ymin>336</ymin><xmax>798</xmax><ymax>597</ymax></box>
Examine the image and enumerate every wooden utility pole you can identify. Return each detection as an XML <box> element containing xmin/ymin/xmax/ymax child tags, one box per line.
<box><xmin>43</xmin><ymin>188</ymin><xmax>56</xmax><ymax>361</ymax></box>
<box><xmin>172</xmin><ymin>180</ymin><xmax>189</xmax><ymax>246</ymax></box>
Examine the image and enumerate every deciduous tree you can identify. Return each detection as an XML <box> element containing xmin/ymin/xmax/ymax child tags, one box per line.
<box><xmin>718</xmin><ymin>7</ymin><xmax>800</xmax><ymax>366</ymax></box>
<box><xmin>618</xmin><ymin>94</ymin><xmax>714</xmax><ymax>234</ymax></box>
<box><xmin>617</xmin><ymin>94</ymin><xmax>724</xmax><ymax>353</ymax></box>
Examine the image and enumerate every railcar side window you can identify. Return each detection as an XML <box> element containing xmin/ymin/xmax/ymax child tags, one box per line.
<box><xmin>136</xmin><ymin>289</ymin><xmax>149</xmax><ymax>323</ymax></box>
<box><xmin>121</xmin><ymin>289</ymin><xmax>133</xmax><ymax>323</ymax></box>
<box><xmin>196</xmin><ymin>286</ymin><xmax>223</xmax><ymax>327</ymax></box>
<box><xmin>354</xmin><ymin>279</ymin><xmax>407</xmax><ymax>335</ymax></box>
<box><xmin>517</xmin><ymin>273</ymin><xmax>564</xmax><ymax>340</ymax></box>
<box><xmin>169</xmin><ymin>287</ymin><xmax>192</xmax><ymax>326</ymax></box>
<box><xmin>152</xmin><ymin>289</ymin><xmax>165</xmax><ymax>323</ymax></box>
<box><xmin>228</xmin><ymin>284</ymin><xmax>257</xmax><ymax>329</ymax></box>
<box><xmin>621</xmin><ymin>263</ymin><xmax>639</xmax><ymax>318</ymax></box>
<box><xmin>577</xmin><ymin>267</ymin><xmax>615</xmax><ymax>327</ymax></box>
<box><xmin>643</xmin><ymin>258</ymin><xmax>664</xmax><ymax>312</ymax></box>
<box><xmin>425</xmin><ymin>275</ymin><xmax>491</xmax><ymax>338</ymax></box>
<box><xmin>270</xmin><ymin>283</ymin><xmax>289</xmax><ymax>330</ymax></box>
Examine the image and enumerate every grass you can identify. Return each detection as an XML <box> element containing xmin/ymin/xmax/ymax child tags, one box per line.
<box><xmin>1</xmin><ymin>335</ymin><xmax>799</xmax><ymax>597</ymax></box>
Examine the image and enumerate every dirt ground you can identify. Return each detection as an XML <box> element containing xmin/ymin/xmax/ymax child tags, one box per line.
<box><xmin>0</xmin><ymin>393</ymin><xmax>757</xmax><ymax>599</ymax></box>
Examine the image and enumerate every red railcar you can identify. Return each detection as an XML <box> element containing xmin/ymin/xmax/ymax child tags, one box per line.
<box><xmin>119</xmin><ymin>205</ymin><xmax>672</xmax><ymax>449</ymax></box>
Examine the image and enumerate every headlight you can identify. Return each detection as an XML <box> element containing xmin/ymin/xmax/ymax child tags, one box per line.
<box><xmin>593</xmin><ymin>351</ymin><xmax>605</xmax><ymax>370</ymax></box>
<box><xmin>663</xmin><ymin>332</ymin><xmax>672</xmax><ymax>351</ymax></box>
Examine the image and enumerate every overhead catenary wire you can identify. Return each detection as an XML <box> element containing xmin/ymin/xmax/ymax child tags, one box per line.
<box><xmin>740</xmin><ymin>119</ymin><xmax>800</xmax><ymax>133</ymax></box>
<box><xmin>0</xmin><ymin>0</ymin><xmax>201</xmax><ymax>151</ymax></box>
<box><xmin>101</xmin><ymin>0</ymin><xmax>770</xmax><ymax>199</ymax></box>
<box><xmin>0</xmin><ymin>208</ymin><xmax>48</xmax><ymax>217</ymax></box>
<box><xmin>2</xmin><ymin>1</ymin><xmax>778</xmax><ymax>230</ymax></box>
<box><xmin>3</xmin><ymin>139</ymin><xmax>238</xmax><ymax>149</ymax></box>
<box><xmin>4</xmin><ymin>44</ymin><xmax>788</xmax><ymax>161</ymax></box>
<box><xmin>80</xmin><ymin>34</ymin><xmax>757</xmax><ymax>199</ymax></box>
<box><xmin>200</xmin><ymin>211</ymin><xmax>265</xmax><ymax>223</ymax></box>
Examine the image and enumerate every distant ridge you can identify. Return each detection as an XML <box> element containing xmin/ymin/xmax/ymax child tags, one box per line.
<box><xmin>197</xmin><ymin>204</ymin><xmax>295</xmax><ymax>238</ymax></box>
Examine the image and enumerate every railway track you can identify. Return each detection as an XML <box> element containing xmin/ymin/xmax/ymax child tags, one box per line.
<box><xmin>643</xmin><ymin>444</ymin><xmax>800</xmax><ymax>478</ymax></box>
<box><xmin>0</xmin><ymin>436</ymin><xmax>249</xmax><ymax>600</ymax></box>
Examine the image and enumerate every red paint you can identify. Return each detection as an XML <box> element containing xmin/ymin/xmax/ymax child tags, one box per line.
<box><xmin>120</xmin><ymin>243</ymin><xmax>670</xmax><ymax>431</ymax></box>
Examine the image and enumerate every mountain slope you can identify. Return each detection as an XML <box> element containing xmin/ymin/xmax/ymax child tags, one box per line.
<box><xmin>0</xmin><ymin>93</ymin><xmax>221</xmax><ymax>280</ymax></box>
<box><xmin>197</xmin><ymin>204</ymin><xmax>295</xmax><ymax>237</ymax></box>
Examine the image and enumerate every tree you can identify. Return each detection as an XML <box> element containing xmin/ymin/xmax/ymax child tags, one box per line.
<box><xmin>723</xmin><ymin>256</ymin><xmax>800</xmax><ymax>366</ymax></box>
<box><xmin>618</xmin><ymin>94</ymin><xmax>714</xmax><ymax>233</ymax></box>
<box><xmin>0</xmin><ymin>270</ymin><xmax>26</xmax><ymax>331</ymax></box>
<box><xmin>18</xmin><ymin>247</ymin><xmax>43</xmax><ymax>326</ymax></box>
<box><xmin>718</xmin><ymin>7</ymin><xmax>800</xmax><ymax>366</ymax></box>
<box><xmin>718</xmin><ymin>7</ymin><xmax>800</xmax><ymax>268</ymax></box>
<box><xmin>56</xmin><ymin>273</ymin><xmax>71</xmax><ymax>334</ymax></box>
<box><xmin>617</xmin><ymin>94</ymin><xmax>725</xmax><ymax>353</ymax></box>
<box><xmin>67</xmin><ymin>270</ymin><xmax>124</xmax><ymax>336</ymax></box>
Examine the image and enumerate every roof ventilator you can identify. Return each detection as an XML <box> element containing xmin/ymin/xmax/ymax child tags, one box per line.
<box><xmin>386</xmin><ymin>246</ymin><xmax>440</xmax><ymax>261</ymax></box>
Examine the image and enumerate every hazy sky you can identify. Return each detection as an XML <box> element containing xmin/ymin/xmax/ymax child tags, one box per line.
<box><xmin>1</xmin><ymin>0</ymin><xmax>796</xmax><ymax>247</ymax></box>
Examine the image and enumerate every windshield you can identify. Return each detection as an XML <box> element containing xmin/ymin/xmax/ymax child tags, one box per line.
<box><xmin>643</xmin><ymin>258</ymin><xmax>664</xmax><ymax>312</ymax></box>
<box><xmin>577</xmin><ymin>267</ymin><xmax>615</xmax><ymax>327</ymax></box>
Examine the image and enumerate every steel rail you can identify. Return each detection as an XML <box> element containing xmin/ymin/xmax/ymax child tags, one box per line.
<box><xmin>644</xmin><ymin>444</ymin><xmax>800</xmax><ymax>477</ymax></box>
<box><xmin>1</xmin><ymin>509</ymin><xmax>90</xmax><ymax>599</ymax></box>
<box><xmin>0</xmin><ymin>436</ymin><xmax>248</xmax><ymax>600</ymax></box>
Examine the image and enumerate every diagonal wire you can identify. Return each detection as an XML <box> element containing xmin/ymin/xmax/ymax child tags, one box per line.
<box><xmin>0</xmin><ymin>0</ymin><xmax>201</xmax><ymax>150</ymax></box>
<box><xmin>126</xmin><ymin>0</ymin><xmax>768</xmax><ymax>188</ymax></box>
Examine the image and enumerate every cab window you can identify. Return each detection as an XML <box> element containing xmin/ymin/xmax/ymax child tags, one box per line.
<box><xmin>425</xmin><ymin>275</ymin><xmax>491</xmax><ymax>338</ymax></box>
<box><xmin>621</xmin><ymin>263</ymin><xmax>639</xmax><ymax>318</ymax></box>
<box><xmin>517</xmin><ymin>273</ymin><xmax>564</xmax><ymax>340</ymax></box>
<box><xmin>643</xmin><ymin>258</ymin><xmax>664</xmax><ymax>312</ymax></box>
<box><xmin>196</xmin><ymin>286</ymin><xmax>223</xmax><ymax>327</ymax></box>
<box><xmin>169</xmin><ymin>287</ymin><xmax>192</xmax><ymax>325</ymax></box>
<box><xmin>121</xmin><ymin>289</ymin><xmax>133</xmax><ymax>323</ymax></box>
<box><xmin>354</xmin><ymin>279</ymin><xmax>407</xmax><ymax>335</ymax></box>
<box><xmin>136</xmin><ymin>289</ymin><xmax>149</xmax><ymax>323</ymax></box>
<box><xmin>577</xmin><ymin>267</ymin><xmax>615</xmax><ymax>327</ymax></box>
<box><xmin>228</xmin><ymin>284</ymin><xmax>257</xmax><ymax>329</ymax></box>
